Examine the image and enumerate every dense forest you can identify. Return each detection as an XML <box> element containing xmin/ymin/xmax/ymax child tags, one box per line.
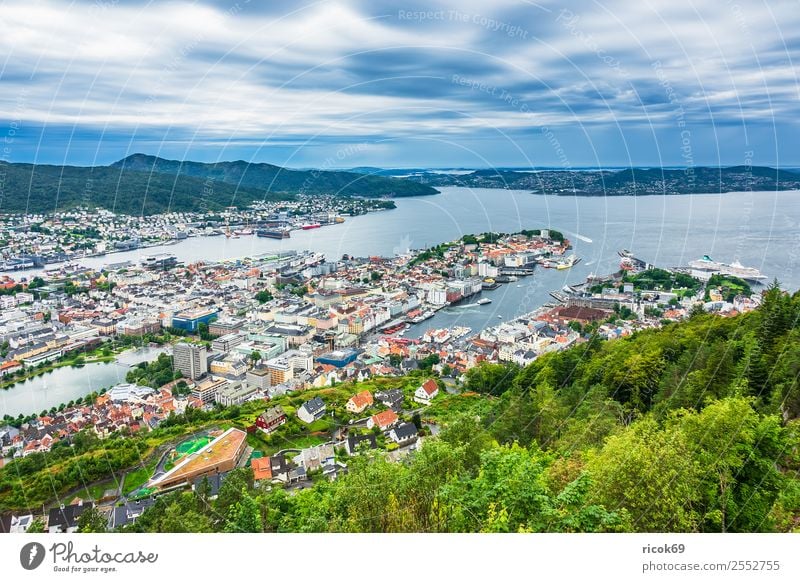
<box><xmin>2</xmin><ymin>284</ymin><xmax>799</xmax><ymax>532</ymax></box>
<box><xmin>0</xmin><ymin>155</ymin><xmax>437</xmax><ymax>215</ymax></box>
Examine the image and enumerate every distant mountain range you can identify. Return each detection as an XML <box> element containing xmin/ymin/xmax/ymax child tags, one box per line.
<box><xmin>0</xmin><ymin>155</ymin><xmax>438</xmax><ymax>215</ymax></box>
<box><xmin>379</xmin><ymin>166</ymin><xmax>800</xmax><ymax>196</ymax></box>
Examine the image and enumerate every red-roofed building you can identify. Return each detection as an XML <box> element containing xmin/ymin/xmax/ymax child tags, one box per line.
<box><xmin>414</xmin><ymin>378</ymin><xmax>439</xmax><ymax>405</ymax></box>
<box><xmin>252</xmin><ymin>457</ymin><xmax>272</xmax><ymax>481</ymax></box>
<box><xmin>367</xmin><ymin>408</ymin><xmax>399</xmax><ymax>430</ymax></box>
<box><xmin>346</xmin><ymin>390</ymin><xmax>373</xmax><ymax>414</ymax></box>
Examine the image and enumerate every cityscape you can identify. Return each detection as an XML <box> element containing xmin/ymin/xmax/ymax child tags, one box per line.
<box><xmin>1</xmin><ymin>1</ymin><xmax>799</xmax><ymax>576</ymax></box>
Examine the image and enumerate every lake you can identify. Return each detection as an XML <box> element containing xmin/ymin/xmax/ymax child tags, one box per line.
<box><xmin>0</xmin><ymin>347</ymin><xmax>168</xmax><ymax>418</ymax></box>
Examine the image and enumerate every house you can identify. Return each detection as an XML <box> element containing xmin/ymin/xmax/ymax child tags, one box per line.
<box><xmin>345</xmin><ymin>432</ymin><xmax>378</xmax><ymax>455</ymax></box>
<box><xmin>110</xmin><ymin>499</ymin><xmax>155</xmax><ymax>529</ymax></box>
<box><xmin>255</xmin><ymin>406</ymin><xmax>287</xmax><ymax>434</ymax></box>
<box><xmin>191</xmin><ymin>473</ymin><xmax>227</xmax><ymax>498</ymax></box>
<box><xmin>293</xmin><ymin>443</ymin><xmax>335</xmax><ymax>471</ymax></box>
<box><xmin>297</xmin><ymin>396</ymin><xmax>326</xmax><ymax>424</ymax></box>
<box><xmin>267</xmin><ymin>454</ymin><xmax>290</xmax><ymax>483</ymax></box>
<box><xmin>367</xmin><ymin>409</ymin><xmax>399</xmax><ymax>430</ymax></box>
<box><xmin>375</xmin><ymin>389</ymin><xmax>404</xmax><ymax>410</ymax></box>
<box><xmin>48</xmin><ymin>501</ymin><xmax>93</xmax><ymax>533</ymax></box>
<box><xmin>251</xmin><ymin>457</ymin><xmax>273</xmax><ymax>482</ymax></box>
<box><xmin>346</xmin><ymin>389</ymin><xmax>373</xmax><ymax>414</ymax></box>
<box><xmin>9</xmin><ymin>514</ymin><xmax>34</xmax><ymax>533</ymax></box>
<box><xmin>388</xmin><ymin>422</ymin><xmax>419</xmax><ymax>446</ymax></box>
<box><xmin>414</xmin><ymin>378</ymin><xmax>439</xmax><ymax>405</ymax></box>
<box><xmin>0</xmin><ymin>360</ymin><xmax>22</xmax><ymax>377</ymax></box>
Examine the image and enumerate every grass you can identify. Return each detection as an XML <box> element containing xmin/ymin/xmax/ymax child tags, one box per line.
<box><xmin>175</xmin><ymin>435</ymin><xmax>212</xmax><ymax>456</ymax></box>
<box><xmin>80</xmin><ymin>479</ymin><xmax>119</xmax><ymax>501</ymax></box>
<box><xmin>122</xmin><ymin>458</ymin><xmax>158</xmax><ymax>496</ymax></box>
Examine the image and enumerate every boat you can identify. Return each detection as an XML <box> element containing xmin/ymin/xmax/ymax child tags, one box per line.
<box><xmin>556</xmin><ymin>254</ymin><xmax>579</xmax><ymax>270</ymax></box>
<box><xmin>476</xmin><ymin>297</ymin><xmax>492</xmax><ymax>305</ymax></box>
<box><xmin>234</xmin><ymin>228</ymin><xmax>253</xmax><ymax>236</ymax></box>
<box><xmin>301</xmin><ymin>223</ymin><xmax>322</xmax><ymax>230</ymax></box>
<box><xmin>688</xmin><ymin>255</ymin><xmax>767</xmax><ymax>282</ymax></box>
<box><xmin>497</xmin><ymin>315</ymin><xmax>503</xmax><ymax>319</ymax></box>
<box><xmin>256</xmin><ymin>228</ymin><xmax>291</xmax><ymax>239</ymax></box>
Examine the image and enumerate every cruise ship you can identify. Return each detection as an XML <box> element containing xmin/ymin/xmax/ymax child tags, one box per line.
<box><xmin>688</xmin><ymin>255</ymin><xmax>767</xmax><ymax>283</ymax></box>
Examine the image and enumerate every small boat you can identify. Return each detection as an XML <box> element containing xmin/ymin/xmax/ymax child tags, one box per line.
<box><xmin>476</xmin><ymin>298</ymin><xmax>491</xmax><ymax>305</ymax></box>
<box><xmin>497</xmin><ymin>315</ymin><xmax>503</xmax><ymax>319</ymax></box>
<box><xmin>301</xmin><ymin>223</ymin><xmax>322</xmax><ymax>230</ymax></box>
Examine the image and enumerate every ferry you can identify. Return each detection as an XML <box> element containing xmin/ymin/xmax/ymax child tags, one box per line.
<box><xmin>688</xmin><ymin>255</ymin><xmax>767</xmax><ymax>283</ymax></box>
<box><xmin>556</xmin><ymin>254</ymin><xmax>580</xmax><ymax>270</ymax></box>
<box><xmin>476</xmin><ymin>297</ymin><xmax>492</xmax><ymax>305</ymax></box>
<box><xmin>256</xmin><ymin>228</ymin><xmax>291</xmax><ymax>239</ymax></box>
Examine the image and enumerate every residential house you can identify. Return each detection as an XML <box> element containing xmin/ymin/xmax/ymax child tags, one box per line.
<box><xmin>388</xmin><ymin>422</ymin><xmax>419</xmax><ymax>447</ymax></box>
<box><xmin>346</xmin><ymin>389</ymin><xmax>373</xmax><ymax>414</ymax></box>
<box><xmin>293</xmin><ymin>443</ymin><xmax>335</xmax><ymax>471</ymax></box>
<box><xmin>48</xmin><ymin>501</ymin><xmax>93</xmax><ymax>533</ymax></box>
<box><xmin>414</xmin><ymin>378</ymin><xmax>439</xmax><ymax>405</ymax></box>
<box><xmin>375</xmin><ymin>389</ymin><xmax>404</xmax><ymax>411</ymax></box>
<box><xmin>367</xmin><ymin>409</ymin><xmax>399</xmax><ymax>431</ymax></box>
<box><xmin>297</xmin><ymin>396</ymin><xmax>326</xmax><ymax>424</ymax></box>
<box><xmin>345</xmin><ymin>432</ymin><xmax>378</xmax><ymax>455</ymax></box>
<box><xmin>255</xmin><ymin>406</ymin><xmax>287</xmax><ymax>434</ymax></box>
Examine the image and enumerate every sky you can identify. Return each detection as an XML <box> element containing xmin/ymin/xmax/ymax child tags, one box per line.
<box><xmin>0</xmin><ymin>0</ymin><xmax>798</xmax><ymax>168</ymax></box>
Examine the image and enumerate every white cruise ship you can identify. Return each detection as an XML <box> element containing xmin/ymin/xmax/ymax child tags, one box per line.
<box><xmin>688</xmin><ymin>255</ymin><xmax>767</xmax><ymax>283</ymax></box>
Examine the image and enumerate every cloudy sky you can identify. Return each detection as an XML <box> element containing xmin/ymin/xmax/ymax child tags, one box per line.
<box><xmin>0</xmin><ymin>0</ymin><xmax>798</xmax><ymax>167</ymax></box>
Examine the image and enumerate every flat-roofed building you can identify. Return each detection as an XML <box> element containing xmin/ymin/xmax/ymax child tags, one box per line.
<box><xmin>192</xmin><ymin>376</ymin><xmax>226</xmax><ymax>405</ymax></box>
<box><xmin>215</xmin><ymin>381</ymin><xmax>257</xmax><ymax>406</ymax></box>
<box><xmin>173</xmin><ymin>342</ymin><xmax>208</xmax><ymax>380</ymax></box>
<box><xmin>149</xmin><ymin>428</ymin><xmax>248</xmax><ymax>490</ymax></box>
<box><xmin>246</xmin><ymin>366</ymin><xmax>271</xmax><ymax>390</ymax></box>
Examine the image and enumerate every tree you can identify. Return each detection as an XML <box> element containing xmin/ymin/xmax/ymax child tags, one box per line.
<box><xmin>464</xmin><ymin>362</ymin><xmax>518</xmax><ymax>395</ymax></box>
<box><xmin>588</xmin><ymin>417</ymin><xmax>701</xmax><ymax>532</ymax></box>
<box><xmin>255</xmin><ymin>290</ymin><xmax>273</xmax><ymax>304</ymax></box>
<box><xmin>224</xmin><ymin>490</ymin><xmax>262</xmax><ymax>532</ymax></box>
<box><xmin>26</xmin><ymin>519</ymin><xmax>46</xmax><ymax>533</ymax></box>
<box><xmin>677</xmin><ymin>397</ymin><xmax>787</xmax><ymax>532</ymax></box>
<box><xmin>250</xmin><ymin>350</ymin><xmax>262</xmax><ymax>365</ymax></box>
<box><xmin>77</xmin><ymin>506</ymin><xmax>108</xmax><ymax>533</ymax></box>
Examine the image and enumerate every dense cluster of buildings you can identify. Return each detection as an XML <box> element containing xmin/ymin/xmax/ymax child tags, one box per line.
<box><xmin>0</xmin><ymin>195</ymin><xmax>391</xmax><ymax>271</ymax></box>
<box><xmin>0</xmin><ymin>228</ymin><xmax>766</xmax><ymax>532</ymax></box>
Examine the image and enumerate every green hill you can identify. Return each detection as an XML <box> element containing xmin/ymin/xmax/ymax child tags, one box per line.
<box><xmin>0</xmin><ymin>156</ymin><xmax>438</xmax><ymax>215</ymax></box>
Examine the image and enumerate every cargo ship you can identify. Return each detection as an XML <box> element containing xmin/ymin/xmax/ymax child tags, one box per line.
<box><xmin>256</xmin><ymin>228</ymin><xmax>291</xmax><ymax>239</ymax></box>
